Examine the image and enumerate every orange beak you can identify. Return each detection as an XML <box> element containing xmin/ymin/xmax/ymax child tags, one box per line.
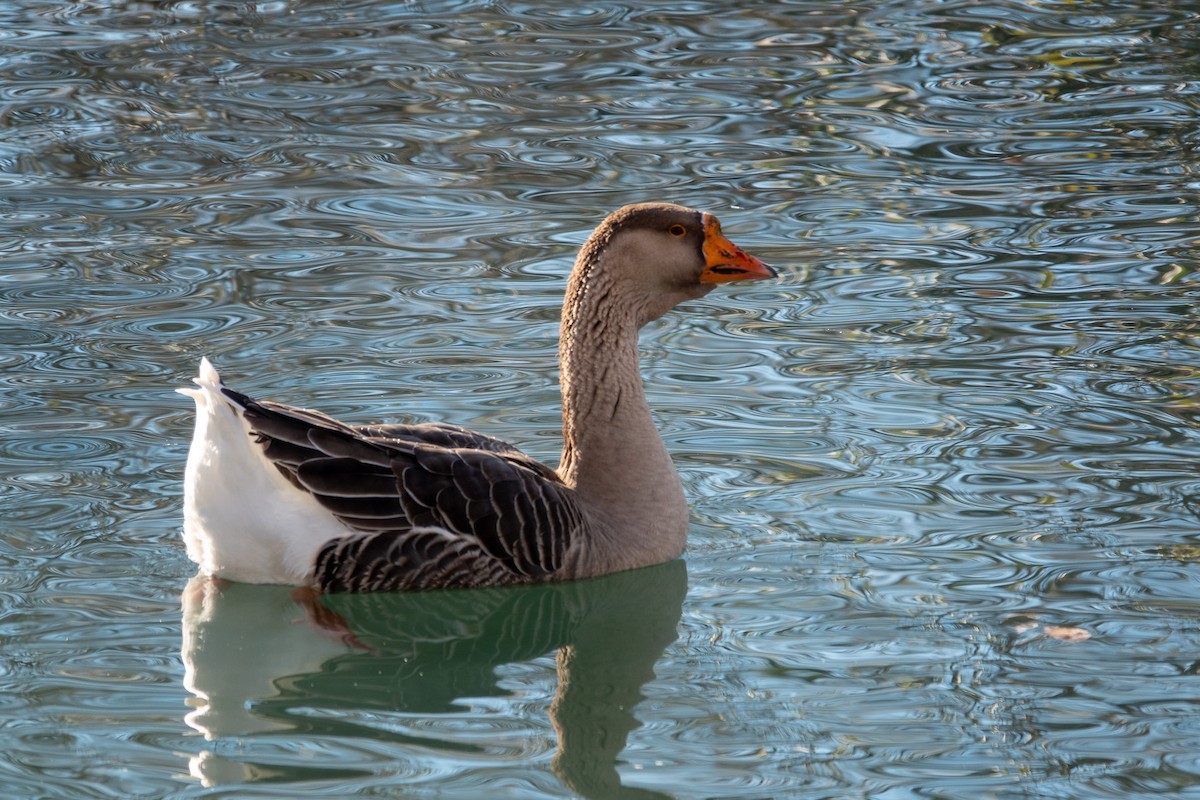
<box><xmin>699</xmin><ymin>212</ymin><xmax>777</xmax><ymax>284</ymax></box>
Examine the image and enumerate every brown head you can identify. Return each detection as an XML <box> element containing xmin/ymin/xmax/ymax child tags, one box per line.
<box><xmin>568</xmin><ymin>202</ymin><xmax>776</xmax><ymax>328</ymax></box>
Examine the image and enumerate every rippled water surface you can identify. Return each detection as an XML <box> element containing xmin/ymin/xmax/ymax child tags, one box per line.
<box><xmin>3</xmin><ymin>0</ymin><xmax>1200</xmax><ymax>797</ymax></box>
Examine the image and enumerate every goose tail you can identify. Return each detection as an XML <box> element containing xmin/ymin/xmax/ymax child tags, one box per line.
<box><xmin>178</xmin><ymin>358</ymin><xmax>349</xmax><ymax>585</ymax></box>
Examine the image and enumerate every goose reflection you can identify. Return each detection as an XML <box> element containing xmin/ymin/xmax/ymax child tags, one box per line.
<box><xmin>181</xmin><ymin>559</ymin><xmax>686</xmax><ymax>798</ymax></box>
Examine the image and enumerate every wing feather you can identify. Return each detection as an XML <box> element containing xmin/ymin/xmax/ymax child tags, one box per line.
<box><xmin>229</xmin><ymin>391</ymin><xmax>586</xmax><ymax>592</ymax></box>
<box><xmin>296</xmin><ymin>457</ymin><xmax>398</xmax><ymax>497</ymax></box>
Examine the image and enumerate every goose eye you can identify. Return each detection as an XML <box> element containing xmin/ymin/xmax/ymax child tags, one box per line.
<box><xmin>668</xmin><ymin>224</ymin><xmax>687</xmax><ymax>237</ymax></box>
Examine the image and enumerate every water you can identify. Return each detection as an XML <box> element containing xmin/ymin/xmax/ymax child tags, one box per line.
<box><xmin>2</xmin><ymin>0</ymin><xmax>1199</xmax><ymax>797</ymax></box>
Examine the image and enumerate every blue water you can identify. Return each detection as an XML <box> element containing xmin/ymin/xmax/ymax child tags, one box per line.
<box><xmin>2</xmin><ymin>1</ymin><xmax>1200</xmax><ymax>797</ymax></box>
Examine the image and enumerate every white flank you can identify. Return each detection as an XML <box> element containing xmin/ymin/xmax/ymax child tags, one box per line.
<box><xmin>178</xmin><ymin>357</ymin><xmax>354</xmax><ymax>585</ymax></box>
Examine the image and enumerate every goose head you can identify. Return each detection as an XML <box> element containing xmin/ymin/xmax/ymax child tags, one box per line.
<box><xmin>569</xmin><ymin>202</ymin><xmax>776</xmax><ymax>328</ymax></box>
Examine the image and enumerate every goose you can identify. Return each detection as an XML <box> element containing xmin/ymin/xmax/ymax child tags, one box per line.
<box><xmin>179</xmin><ymin>202</ymin><xmax>775</xmax><ymax>592</ymax></box>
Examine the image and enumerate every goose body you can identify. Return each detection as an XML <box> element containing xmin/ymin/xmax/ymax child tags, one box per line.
<box><xmin>179</xmin><ymin>203</ymin><xmax>774</xmax><ymax>592</ymax></box>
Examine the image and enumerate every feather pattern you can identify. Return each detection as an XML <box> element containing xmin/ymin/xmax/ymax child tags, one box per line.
<box><xmin>226</xmin><ymin>389</ymin><xmax>587</xmax><ymax>592</ymax></box>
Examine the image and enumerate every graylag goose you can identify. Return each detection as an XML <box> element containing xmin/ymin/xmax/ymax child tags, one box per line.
<box><xmin>179</xmin><ymin>202</ymin><xmax>775</xmax><ymax>592</ymax></box>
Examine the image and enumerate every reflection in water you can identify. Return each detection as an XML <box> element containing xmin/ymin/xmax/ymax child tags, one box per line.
<box><xmin>182</xmin><ymin>560</ymin><xmax>687</xmax><ymax>797</ymax></box>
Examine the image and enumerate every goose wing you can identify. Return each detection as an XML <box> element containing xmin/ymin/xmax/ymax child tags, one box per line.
<box><xmin>225</xmin><ymin>388</ymin><xmax>585</xmax><ymax>592</ymax></box>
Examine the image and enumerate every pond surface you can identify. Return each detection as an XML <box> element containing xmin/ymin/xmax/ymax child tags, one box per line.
<box><xmin>2</xmin><ymin>0</ymin><xmax>1200</xmax><ymax>797</ymax></box>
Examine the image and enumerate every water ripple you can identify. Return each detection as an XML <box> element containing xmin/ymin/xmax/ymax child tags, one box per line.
<box><xmin>1</xmin><ymin>0</ymin><xmax>1200</xmax><ymax>797</ymax></box>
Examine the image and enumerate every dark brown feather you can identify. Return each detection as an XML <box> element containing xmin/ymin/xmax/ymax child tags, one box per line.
<box><xmin>228</xmin><ymin>389</ymin><xmax>587</xmax><ymax>592</ymax></box>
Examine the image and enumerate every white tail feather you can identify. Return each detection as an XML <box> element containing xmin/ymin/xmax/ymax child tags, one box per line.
<box><xmin>179</xmin><ymin>359</ymin><xmax>352</xmax><ymax>585</ymax></box>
